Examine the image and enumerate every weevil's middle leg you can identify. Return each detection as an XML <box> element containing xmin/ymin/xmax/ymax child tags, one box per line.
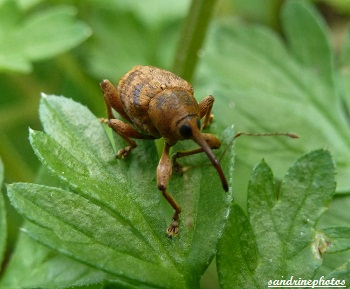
<box><xmin>100</xmin><ymin>118</ymin><xmax>154</xmax><ymax>158</ymax></box>
<box><xmin>199</xmin><ymin>95</ymin><xmax>215</xmax><ymax>129</ymax></box>
<box><xmin>172</xmin><ymin>132</ymin><xmax>222</xmax><ymax>173</ymax></box>
<box><xmin>157</xmin><ymin>142</ymin><xmax>182</xmax><ymax>238</ymax></box>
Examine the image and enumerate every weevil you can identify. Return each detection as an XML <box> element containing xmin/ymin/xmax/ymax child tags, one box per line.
<box><xmin>99</xmin><ymin>65</ymin><xmax>228</xmax><ymax>238</ymax></box>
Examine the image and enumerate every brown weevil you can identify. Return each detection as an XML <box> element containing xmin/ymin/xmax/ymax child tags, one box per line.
<box><xmin>99</xmin><ymin>65</ymin><xmax>228</xmax><ymax>238</ymax></box>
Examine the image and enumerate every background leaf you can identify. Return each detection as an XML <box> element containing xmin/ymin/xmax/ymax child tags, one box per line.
<box><xmin>196</xmin><ymin>0</ymin><xmax>350</xmax><ymax>197</ymax></box>
<box><xmin>281</xmin><ymin>1</ymin><xmax>334</xmax><ymax>87</ymax></box>
<box><xmin>7</xmin><ymin>95</ymin><xmax>234</xmax><ymax>288</ymax></box>
<box><xmin>84</xmin><ymin>1</ymin><xmax>187</xmax><ymax>81</ymax></box>
<box><xmin>0</xmin><ymin>158</ymin><xmax>6</xmax><ymax>269</ymax></box>
<box><xmin>217</xmin><ymin>150</ymin><xmax>337</xmax><ymax>289</ymax></box>
<box><xmin>21</xmin><ymin>6</ymin><xmax>91</xmax><ymax>61</ymax></box>
<box><xmin>0</xmin><ymin>1</ymin><xmax>91</xmax><ymax>73</ymax></box>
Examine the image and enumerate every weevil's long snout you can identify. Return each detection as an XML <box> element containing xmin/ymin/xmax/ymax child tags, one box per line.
<box><xmin>191</xmin><ymin>129</ymin><xmax>229</xmax><ymax>192</ymax></box>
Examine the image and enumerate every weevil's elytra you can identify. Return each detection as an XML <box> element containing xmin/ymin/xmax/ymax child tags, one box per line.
<box><xmin>100</xmin><ymin>65</ymin><xmax>227</xmax><ymax>238</ymax></box>
<box><xmin>133</xmin><ymin>84</ymin><xmax>144</xmax><ymax>105</ymax></box>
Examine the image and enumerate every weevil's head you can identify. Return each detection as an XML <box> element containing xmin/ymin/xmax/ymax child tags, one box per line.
<box><xmin>149</xmin><ymin>89</ymin><xmax>199</xmax><ymax>142</ymax></box>
<box><xmin>149</xmin><ymin>89</ymin><xmax>228</xmax><ymax>192</ymax></box>
<box><xmin>176</xmin><ymin>116</ymin><xmax>228</xmax><ymax>192</ymax></box>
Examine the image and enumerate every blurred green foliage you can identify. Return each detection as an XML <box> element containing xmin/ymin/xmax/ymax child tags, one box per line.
<box><xmin>1</xmin><ymin>0</ymin><xmax>350</xmax><ymax>288</ymax></box>
<box><xmin>0</xmin><ymin>0</ymin><xmax>191</xmax><ymax>183</ymax></box>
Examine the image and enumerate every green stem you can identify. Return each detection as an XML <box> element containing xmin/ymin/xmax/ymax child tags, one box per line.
<box><xmin>172</xmin><ymin>0</ymin><xmax>218</xmax><ymax>82</ymax></box>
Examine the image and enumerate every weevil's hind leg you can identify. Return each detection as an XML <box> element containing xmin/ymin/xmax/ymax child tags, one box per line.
<box><xmin>172</xmin><ymin>133</ymin><xmax>221</xmax><ymax>173</ymax></box>
<box><xmin>100</xmin><ymin>118</ymin><xmax>154</xmax><ymax>158</ymax></box>
<box><xmin>157</xmin><ymin>142</ymin><xmax>182</xmax><ymax>238</ymax></box>
<box><xmin>198</xmin><ymin>95</ymin><xmax>215</xmax><ymax>129</ymax></box>
<box><xmin>100</xmin><ymin>79</ymin><xmax>132</xmax><ymax>122</ymax></box>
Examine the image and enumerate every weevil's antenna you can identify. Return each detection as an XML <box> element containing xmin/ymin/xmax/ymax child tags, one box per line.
<box><xmin>219</xmin><ymin>132</ymin><xmax>299</xmax><ymax>162</ymax></box>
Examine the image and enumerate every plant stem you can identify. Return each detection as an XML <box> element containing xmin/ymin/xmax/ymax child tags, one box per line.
<box><xmin>172</xmin><ymin>0</ymin><xmax>218</xmax><ymax>82</ymax></box>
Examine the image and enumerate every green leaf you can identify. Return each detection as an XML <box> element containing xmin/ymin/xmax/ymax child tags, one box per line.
<box><xmin>7</xmin><ymin>94</ymin><xmax>234</xmax><ymax>288</ymax></box>
<box><xmin>321</xmin><ymin>0</ymin><xmax>350</xmax><ymax>14</ymax></box>
<box><xmin>0</xmin><ymin>158</ymin><xmax>6</xmax><ymax>269</ymax></box>
<box><xmin>107</xmin><ymin>0</ymin><xmax>189</xmax><ymax>28</ymax></box>
<box><xmin>197</xmin><ymin>0</ymin><xmax>350</xmax><ymax>194</ymax></box>
<box><xmin>20</xmin><ymin>6</ymin><xmax>91</xmax><ymax>61</ymax></box>
<box><xmin>316</xmin><ymin>194</ymin><xmax>350</xmax><ymax>277</ymax></box>
<box><xmin>324</xmin><ymin>260</ymin><xmax>350</xmax><ymax>286</ymax></box>
<box><xmin>217</xmin><ymin>204</ymin><xmax>258</xmax><ymax>288</ymax></box>
<box><xmin>85</xmin><ymin>1</ymin><xmax>185</xmax><ymax>80</ymax></box>
<box><xmin>217</xmin><ymin>150</ymin><xmax>337</xmax><ymax>289</ymax></box>
<box><xmin>318</xmin><ymin>227</ymin><xmax>350</xmax><ymax>254</ymax></box>
<box><xmin>281</xmin><ymin>1</ymin><xmax>334</xmax><ymax>87</ymax></box>
<box><xmin>0</xmin><ymin>230</ymin><xmax>106</xmax><ymax>289</ymax></box>
<box><xmin>16</xmin><ymin>0</ymin><xmax>44</xmax><ymax>10</ymax></box>
<box><xmin>0</xmin><ymin>1</ymin><xmax>91</xmax><ymax>73</ymax></box>
<box><xmin>339</xmin><ymin>25</ymin><xmax>350</xmax><ymax>125</ymax></box>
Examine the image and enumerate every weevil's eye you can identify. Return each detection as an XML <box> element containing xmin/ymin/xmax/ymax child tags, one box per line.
<box><xmin>179</xmin><ymin>123</ymin><xmax>192</xmax><ymax>139</ymax></box>
<box><xmin>196</xmin><ymin>119</ymin><xmax>201</xmax><ymax>129</ymax></box>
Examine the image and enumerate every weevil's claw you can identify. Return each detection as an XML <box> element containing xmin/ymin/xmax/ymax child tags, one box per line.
<box><xmin>116</xmin><ymin>146</ymin><xmax>132</xmax><ymax>158</ymax></box>
<box><xmin>173</xmin><ymin>163</ymin><xmax>191</xmax><ymax>175</ymax></box>
<box><xmin>172</xmin><ymin>158</ymin><xmax>191</xmax><ymax>174</ymax></box>
<box><xmin>173</xmin><ymin>161</ymin><xmax>191</xmax><ymax>175</ymax></box>
<box><xmin>173</xmin><ymin>161</ymin><xmax>183</xmax><ymax>174</ymax></box>
<box><xmin>166</xmin><ymin>219</ymin><xmax>179</xmax><ymax>238</ymax></box>
<box><xmin>98</xmin><ymin>117</ymin><xmax>109</xmax><ymax>124</ymax></box>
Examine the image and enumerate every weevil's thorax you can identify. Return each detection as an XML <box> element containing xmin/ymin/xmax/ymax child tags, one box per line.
<box><xmin>148</xmin><ymin>88</ymin><xmax>200</xmax><ymax>145</ymax></box>
<box><xmin>116</xmin><ymin>66</ymin><xmax>194</xmax><ymax>138</ymax></box>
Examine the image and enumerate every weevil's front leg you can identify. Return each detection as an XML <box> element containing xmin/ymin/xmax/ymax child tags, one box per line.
<box><xmin>173</xmin><ymin>133</ymin><xmax>221</xmax><ymax>173</ymax></box>
<box><xmin>100</xmin><ymin>118</ymin><xmax>154</xmax><ymax>158</ymax></box>
<box><xmin>199</xmin><ymin>95</ymin><xmax>215</xmax><ymax>129</ymax></box>
<box><xmin>157</xmin><ymin>142</ymin><xmax>182</xmax><ymax>238</ymax></box>
<box><xmin>100</xmin><ymin>79</ymin><xmax>132</xmax><ymax>122</ymax></box>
